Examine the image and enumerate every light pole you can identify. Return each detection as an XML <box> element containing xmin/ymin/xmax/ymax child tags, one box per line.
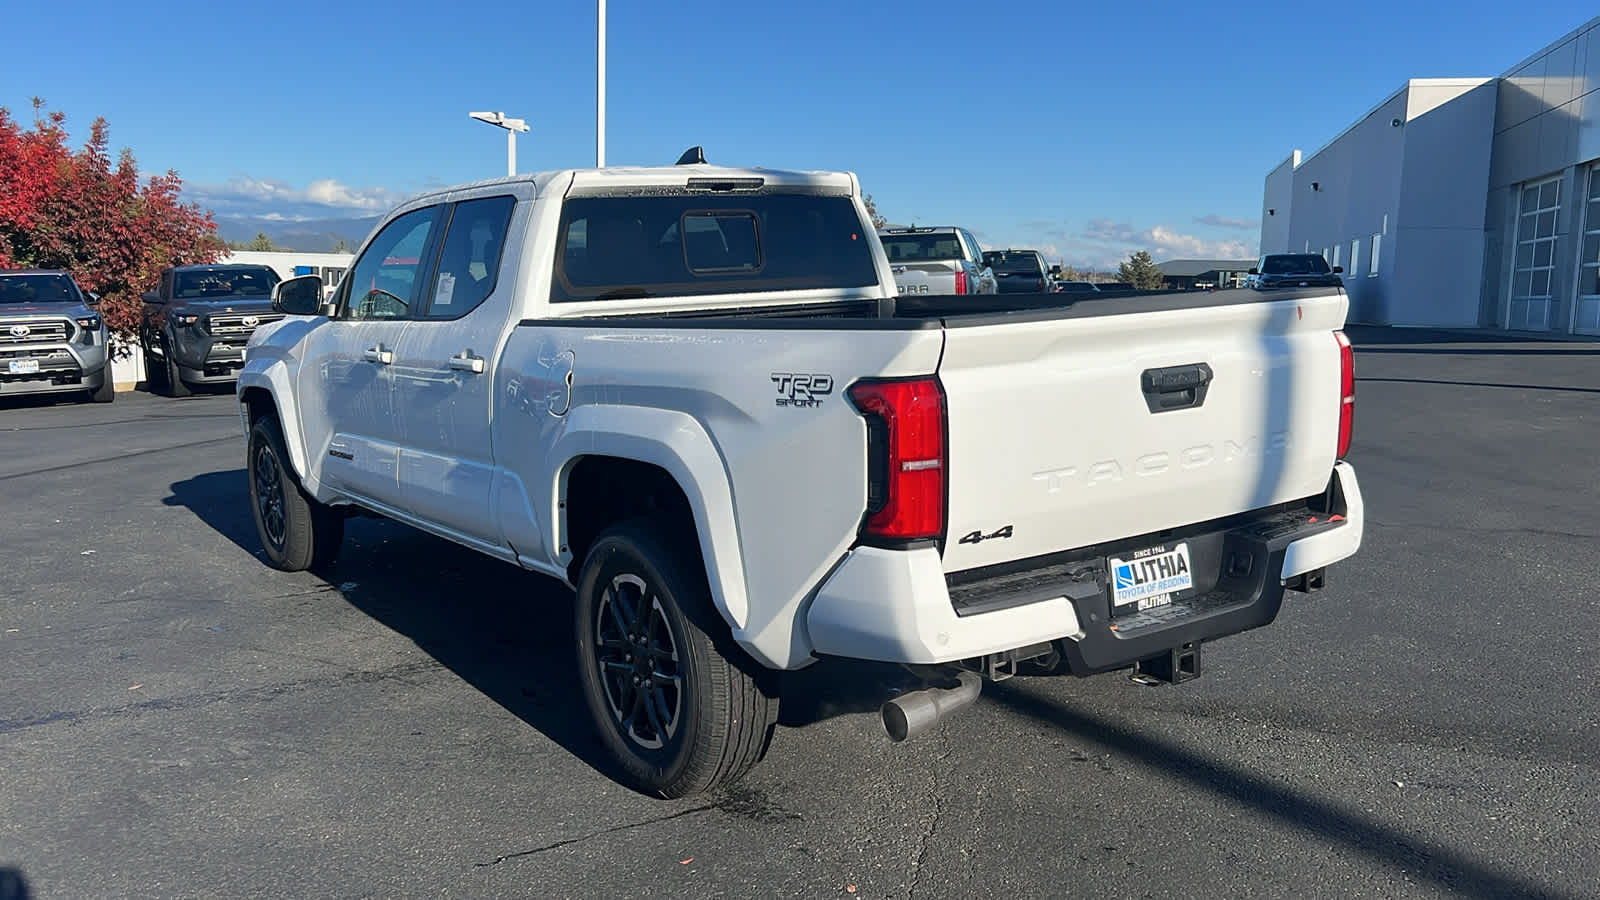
<box><xmin>597</xmin><ymin>0</ymin><xmax>606</xmax><ymax>167</ymax></box>
<box><xmin>468</xmin><ymin>111</ymin><xmax>530</xmax><ymax>177</ymax></box>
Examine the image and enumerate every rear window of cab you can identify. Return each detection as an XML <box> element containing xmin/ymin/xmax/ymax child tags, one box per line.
<box><xmin>552</xmin><ymin>193</ymin><xmax>878</xmax><ymax>302</ymax></box>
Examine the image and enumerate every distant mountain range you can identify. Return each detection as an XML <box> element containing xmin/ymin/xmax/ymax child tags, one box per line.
<box><xmin>216</xmin><ymin>215</ymin><xmax>380</xmax><ymax>253</ymax></box>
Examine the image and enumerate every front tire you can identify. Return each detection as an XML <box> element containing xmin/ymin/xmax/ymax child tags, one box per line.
<box><xmin>88</xmin><ymin>365</ymin><xmax>115</xmax><ymax>404</ymax></box>
<box><xmin>575</xmin><ymin>521</ymin><xmax>778</xmax><ymax>798</ymax></box>
<box><xmin>247</xmin><ymin>415</ymin><xmax>343</xmax><ymax>572</ymax></box>
<box><xmin>163</xmin><ymin>348</ymin><xmax>191</xmax><ymax>398</ymax></box>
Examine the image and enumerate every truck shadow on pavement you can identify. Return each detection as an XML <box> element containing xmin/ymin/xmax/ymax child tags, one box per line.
<box><xmin>0</xmin><ymin>868</ymin><xmax>32</xmax><ymax>900</ymax></box>
<box><xmin>986</xmin><ymin>681</ymin><xmax>1565</xmax><ymax>900</ymax></box>
<box><xmin>166</xmin><ymin>470</ymin><xmax>914</xmax><ymax>786</ymax></box>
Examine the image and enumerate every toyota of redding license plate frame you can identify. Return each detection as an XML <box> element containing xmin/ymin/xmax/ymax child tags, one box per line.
<box><xmin>1108</xmin><ymin>542</ymin><xmax>1194</xmax><ymax>614</ymax></box>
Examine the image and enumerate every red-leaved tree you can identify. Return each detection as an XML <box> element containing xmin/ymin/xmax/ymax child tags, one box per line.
<box><xmin>0</xmin><ymin>98</ymin><xmax>224</xmax><ymax>353</ymax></box>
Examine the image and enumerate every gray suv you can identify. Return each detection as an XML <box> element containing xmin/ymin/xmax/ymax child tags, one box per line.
<box><xmin>0</xmin><ymin>269</ymin><xmax>114</xmax><ymax>404</ymax></box>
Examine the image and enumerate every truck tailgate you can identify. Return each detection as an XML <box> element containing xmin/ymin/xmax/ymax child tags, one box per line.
<box><xmin>891</xmin><ymin>262</ymin><xmax>959</xmax><ymax>295</ymax></box>
<box><xmin>936</xmin><ymin>291</ymin><xmax>1347</xmax><ymax>573</ymax></box>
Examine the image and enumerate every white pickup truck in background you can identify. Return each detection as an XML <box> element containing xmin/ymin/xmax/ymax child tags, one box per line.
<box><xmin>238</xmin><ymin>153</ymin><xmax>1364</xmax><ymax>798</ymax></box>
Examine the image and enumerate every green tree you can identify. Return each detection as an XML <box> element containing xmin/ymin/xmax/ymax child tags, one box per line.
<box><xmin>1118</xmin><ymin>250</ymin><xmax>1165</xmax><ymax>290</ymax></box>
<box><xmin>332</xmin><ymin>238</ymin><xmax>350</xmax><ymax>253</ymax></box>
<box><xmin>863</xmin><ymin>193</ymin><xmax>887</xmax><ymax>229</ymax></box>
<box><xmin>245</xmin><ymin>230</ymin><xmax>277</xmax><ymax>251</ymax></box>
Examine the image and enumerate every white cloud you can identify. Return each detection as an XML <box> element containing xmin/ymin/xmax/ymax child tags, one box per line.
<box><xmin>1143</xmin><ymin>225</ymin><xmax>1253</xmax><ymax>260</ymax></box>
<box><xmin>185</xmin><ymin>175</ymin><xmax>403</xmax><ymax>218</ymax></box>
<box><xmin>302</xmin><ymin>178</ymin><xmax>393</xmax><ymax>211</ymax></box>
<box><xmin>1067</xmin><ymin>220</ymin><xmax>1256</xmax><ymax>269</ymax></box>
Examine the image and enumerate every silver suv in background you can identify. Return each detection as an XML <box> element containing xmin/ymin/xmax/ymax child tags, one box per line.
<box><xmin>0</xmin><ymin>269</ymin><xmax>114</xmax><ymax>404</ymax></box>
<box><xmin>877</xmin><ymin>226</ymin><xmax>997</xmax><ymax>296</ymax></box>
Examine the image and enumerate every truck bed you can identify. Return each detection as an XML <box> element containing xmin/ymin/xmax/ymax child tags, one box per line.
<box><xmin>519</xmin><ymin>283</ymin><xmax>1350</xmax><ymax>577</ymax></box>
<box><xmin>518</xmin><ymin>287</ymin><xmax>1341</xmax><ymax>330</ymax></box>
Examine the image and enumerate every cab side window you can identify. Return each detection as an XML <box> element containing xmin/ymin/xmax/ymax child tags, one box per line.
<box><xmin>340</xmin><ymin>206</ymin><xmax>442</xmax><ymax>320</ymax></box>
<box><xmin>421</xmin><ymin>196</ymin><xmax>516</xmax><ymax>319</ymax></box>
<box><xmin>961</xmin><ymin>230</ymin><xmax>984</xmax><ymax>263</ymax></box>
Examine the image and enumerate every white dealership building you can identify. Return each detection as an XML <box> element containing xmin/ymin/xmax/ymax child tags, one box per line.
<box><xmin>1261</xmin><ymin>16</ymin><xmax>1600</xmax><ymax>334</ymax></box>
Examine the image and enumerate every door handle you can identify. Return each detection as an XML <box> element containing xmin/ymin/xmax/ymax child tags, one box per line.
<box><xmin>448</xmin><ymin>352</ymin><xmax>485</xmax><ymax>374</ymax></box>
<box><xmin>362</xmin><ymin>345</ymin><xmax>393</xmax><ymax>365</ymax></box>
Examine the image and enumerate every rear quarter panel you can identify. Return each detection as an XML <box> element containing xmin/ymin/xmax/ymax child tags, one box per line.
<box><xmin>492</xmin><ymin>321</ymin><xmax>945</xmax><ymax>669</ymax></box>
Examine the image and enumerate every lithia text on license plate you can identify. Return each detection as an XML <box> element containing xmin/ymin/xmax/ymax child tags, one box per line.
<box><xmin>1108</xmin><ymin>542</ymin><xmax>1194</xmax><ymax>611</ymax></box>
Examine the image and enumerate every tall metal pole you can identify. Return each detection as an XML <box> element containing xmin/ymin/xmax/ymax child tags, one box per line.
<box><xmin>597</xmin><ymin>0</ymin><xmax>606</xmax><ymax>167</ymax></box>
<box><xmin>507</xmin><ymin>129</ymin><xmax>516</xmax><ymax>177</ymax></box>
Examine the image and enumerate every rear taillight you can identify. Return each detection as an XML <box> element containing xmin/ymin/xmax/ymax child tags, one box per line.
<box><xmin>848</xmin><ymin>377</ymin><xmax>947</xmax><ymax>544</ymax></box>
<box><xmin>1335</xmin><ymin>330</ymin><xmax>1354</xmax><ymax>459</ymax></box>
<box><xmin>954</xmin><ymin>269</ymin><xmax>967</xmax><ymax>294</ymax></box>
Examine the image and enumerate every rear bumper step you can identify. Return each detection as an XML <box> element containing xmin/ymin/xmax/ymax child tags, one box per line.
<box><xmin>805</xmin><ymin>464</ymin><xmax>1362</xmax><ymax>669</ymax></box>
<box><xmin>945</xmin><ymin>467</ymin><xmax>1359</xmax><ymax>677</ymax></box>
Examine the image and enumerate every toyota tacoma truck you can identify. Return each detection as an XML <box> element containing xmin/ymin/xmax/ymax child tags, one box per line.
<box><xmin>0</xmin><ymin>269</ymin><xmax>114</xmax><ymax>404</ymax></box>
<box><xmin>140</xmin><ymin>263</ymin><xmax>284</xmax><ymax>397</ymax></box>
<box><xmin>877</xmin><ymin>226</ymin><xmax>997</xmax><ymax>296</ymax></box>
<box><xmin>237</xmin><ymin>156</ymin><xmax>1364</xmax><ymax>798</ymax></box>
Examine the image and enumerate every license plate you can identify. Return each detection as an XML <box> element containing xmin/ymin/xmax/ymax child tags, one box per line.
<box><xmin>1109</xmin><ymin>542</ymin><xmax>1194</xmax><ymax>612</ymax></box>
<box><xmin>8</xmin><ymin>359</ymin><xmax>40</xmax><ymax>375</ymax></box>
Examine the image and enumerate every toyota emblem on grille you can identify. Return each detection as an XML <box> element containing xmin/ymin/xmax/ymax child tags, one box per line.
<box><xmin>241</xmin><ymin>316</ymin><xmax>259</xmax><ymax>327</ymax></box>
<box><xmin>8</xmin><ymin>325</ymin><xmax>29</xmax><ymax>338</ymax></box>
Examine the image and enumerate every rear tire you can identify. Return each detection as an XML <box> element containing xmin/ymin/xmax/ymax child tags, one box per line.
<box><xmin>247</xmin><ymin>414</ymin><xmax>343</xmax><ymax>572</ymax></box>
<box><xmin>575</xmin><ymin>520</ymin><xmax>778</xmax><ymax>798</ymax></box>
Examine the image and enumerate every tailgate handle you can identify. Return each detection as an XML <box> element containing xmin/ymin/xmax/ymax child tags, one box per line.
<box><xmin>1141</xmin><ymin>363</ymin><xmax>1213</xmax><ymax>413</ymax></box>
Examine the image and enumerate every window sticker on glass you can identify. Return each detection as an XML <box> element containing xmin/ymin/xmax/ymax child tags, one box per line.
<box><xmin>435</xmin><ymin>271</ymin><xmax>456</xmax><ymax>307</ymax></box>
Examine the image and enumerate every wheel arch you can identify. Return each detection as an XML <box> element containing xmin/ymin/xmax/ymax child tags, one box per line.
<box><xmin>550</xmin><ymin>406</ymin><xmax>750</xmax><ymax>640</ymax></box>
<box><xmin>236</xmin><ymin>369</ymin><xmax>313</xmax><ymax>490</ymax></box>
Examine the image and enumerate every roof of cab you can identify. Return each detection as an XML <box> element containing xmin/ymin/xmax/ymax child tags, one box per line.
<box><xmin>398</xmin><ymin>163</ymin><xmax>859</xmax><ymax>207</ymax></box>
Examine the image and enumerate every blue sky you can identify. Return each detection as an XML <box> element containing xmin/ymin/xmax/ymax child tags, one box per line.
<box><xmin>3</xmin><ymin>0</ymin><xmax>1595</xmax><ymax>269</ymax></box>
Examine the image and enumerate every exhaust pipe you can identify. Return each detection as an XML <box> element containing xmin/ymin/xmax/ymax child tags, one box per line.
<box><xmin>881</xmin><ymin>670</ymin><xmax>983</xmax><ymax>743</ymax></box>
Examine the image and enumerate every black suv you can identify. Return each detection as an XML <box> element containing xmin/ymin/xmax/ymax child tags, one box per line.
<box><xmin>982</xmin><ymin>249</ymin><xmax>1050</xmax><ymax>293</ymax></box>
<box><xmin>1249</xmin><ymin>253</ymin><xmax>1344</xmax><ymax>289</ymax></box>
<box><xmin>140</xmin><ymin>264</ymin><xmax>284</xmax><ymax>397</ymax></box>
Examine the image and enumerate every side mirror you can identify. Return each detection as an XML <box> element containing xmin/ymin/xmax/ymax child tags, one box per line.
<box><xmin>1049</xmin><ymin>265</ymin><xmax>1062</xmax><ymax>276</ymax></box>
<box><xmin>1332</xmin><ymin>265</ymin><xmax>1344</xmax><ymax>274</ymax></box>
<box><xmin>272</xmin><ymin>274</ymin><xmax>325</xmax><ymax>316</ymax></box>
<box><xmin>85</xmin><ymin>291</ymin><xmax>101</xmax><ymax>307</ymax></box>
<box><xmin>141</xmin><ymin>290</ymin><xmax>161</xmax><ymax>303</ymax></box>
<box><xmin>1248</xmin><ymin>267</ymin><xmax>1259</xmax><ymax>275</ymax></box>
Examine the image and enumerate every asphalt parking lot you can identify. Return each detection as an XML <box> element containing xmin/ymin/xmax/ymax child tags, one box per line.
<box><xmin>3</xmin><ymin>329</ymin><xmax>1599</xmax><ymax>900</ymax></box>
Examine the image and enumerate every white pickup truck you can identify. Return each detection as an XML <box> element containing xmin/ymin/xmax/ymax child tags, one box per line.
<box><xmin>238</xmin><ymin>155</ymin><xmax>1364</xmax><ymax>798</ymax></box>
